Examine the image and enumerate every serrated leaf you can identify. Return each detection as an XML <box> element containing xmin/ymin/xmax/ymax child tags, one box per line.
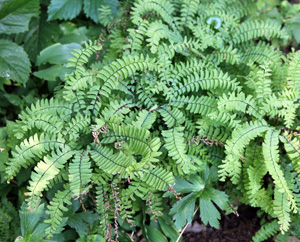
<box><xmin>199</xmin><ymin>188</ymin><xmax>228</xmax><ymax>229</ymax></box>
<box><xmin>169</xmin><ymin>193</ymin><xmax>197</xmax><ymax>229</ymax></box>
<box><xmin>36</xmin><ymin>43</ymin><xmax>82</xmax><ymax>65</ymax></box>
<box><xmin>21</xmin><ymin>13</ymin><xmax>60</xmax><ymax>62</ymax></box>
<box><xmin>47</xmin><ymin>0</ymin><xmax>83</xmax><ymax>21</ymax></box>
<box><xmin>83</xmin><ymin>0</ymin><xmax>121</xmax><ymax>23</ymax></box>
<box><xmin>0</xmin><ymin>39</ymin><xmax>30</xmax><ymax>84</ymax></box>
<box><xmin>199</xmin><ymin>198</ymin><xmax>220</xmax><ymax>229</ymax></box>
<box><xmin>0</xmin><ymin>0</ymin><xmax>39</xmax><ymax>34</ymax></box>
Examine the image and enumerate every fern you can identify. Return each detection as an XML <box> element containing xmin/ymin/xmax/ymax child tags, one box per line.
<box><xmin>219</xmin><ymin>121</ymin><xmax>269</xmax><ymax>183</ymax></box>
<box><xmin>4</xmin><ymin>1</ymin><xmax>300</xmax><ymax>240</ymax></box>
<box><xmin>230</xmin><ymin>20</ymin><xmax>288</xmax><ymax>45</ymax></box>
<box><xmin>69</xmin><ymin>150</ymin><xmax>92</xmax><ymax>198</ymax></box>
<box><xmin>252</xmin><ymin>220</ymin><xmax>280</xmax><ymax>242</ymax></box>
<box><xmin>44</xmin><ymin>185</ymin><xmax>72</xmax><ymax>238</ymax></box>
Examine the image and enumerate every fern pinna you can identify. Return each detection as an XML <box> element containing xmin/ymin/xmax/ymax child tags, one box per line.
<box><xmin>4</xmin><ymin>0</ymin><xmax>300</xmax><ymax>241</ymax></box>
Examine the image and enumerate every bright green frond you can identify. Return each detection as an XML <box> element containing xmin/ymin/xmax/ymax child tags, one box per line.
<box><xmin>6</xmin><ymin>133</ymin><xmax>67</xmax><ymax>180</ymax></box>
<box><xmin>69</xmin><ymin>150</ymin><xmax>92</xmax><ymax>197</ymax></box>
<box><xmin>90</xmin><ymin>144</ymin><xmax>135</xmax><ymax>178</ymax></box>
<box><xmin>26</xmin><ymin>148</ymin><xmax>74</xmax><ymax>200</ymax></box>
<box><xmin>263</xmin><ymin>130</ymin><xmax>297</xmax><ymax>212</ymax></box>
<box><xmin>45</xmin><ymin>185</ymin><xmax>72</xmax><ymax>238</ymax></box>
<box><xmin>230</xmin><ymin>20</ymin><xmax>288</xmax><ymax>45</ymax></box>
<box><xmin>219</xmin><ymin>121</ymin><xmax>269</xmax><ymax>183</ymax></box>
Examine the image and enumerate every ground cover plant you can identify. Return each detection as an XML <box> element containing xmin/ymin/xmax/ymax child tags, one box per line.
<box><xmin>1</xmin><ymin>0</ymin><xmax>300</xmax><ymax>241</ymax></box>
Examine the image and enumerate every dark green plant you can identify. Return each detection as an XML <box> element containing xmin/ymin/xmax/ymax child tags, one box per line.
<box><xmin>0</xmin><ymin>0</ymin><xmax>121</xmax><ymax>124</ymax></box>
<box><xmin>3</xmin><ymin>0</ymin><xmax>300</xmax><ymax>241</ymax></box>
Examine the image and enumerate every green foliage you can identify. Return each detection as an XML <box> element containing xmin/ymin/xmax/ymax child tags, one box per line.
<box><xmin>2</xmin><ymin>0</ymin><xmax>300</xmax><ymax>241</ymax></box>
<box><xmin>0</xmin><ymin>39</ymin><xmax>31</xmax><ymax>84</ymax></box>
<box><xmin>170</xmin><ymin>167</ymin><xmax>228</xmax><ymax>229</ymax></box>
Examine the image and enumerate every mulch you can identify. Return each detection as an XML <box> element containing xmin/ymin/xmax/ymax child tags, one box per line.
<box><xmin>183</xmin><ymin>206</ymin><xmax>272</xmax><ymax>242</ymax></box>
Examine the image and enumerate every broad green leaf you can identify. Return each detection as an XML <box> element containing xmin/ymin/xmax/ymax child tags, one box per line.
<box><xmin>146</xmin><ymin>225</ymin><xmax>168</xmax><ymax>242</ymax></box>
<box><xmin>209</xmin><ymin>188</ymin><xmax>228</xmax><ymax>210</ymax></box>
<box><xmin>0</xmin><ymin>39</ymin><xmax>30</xmax><ymax>84</ymax></box>
<box><xmin>58</xmin><ymin>26</ymin><xmax>89</xmax><ymax>44</ymax></box>
<box><xmin>199</xmin><ymin>188</ymin><xmax>228</xmax><ymax>229</ymax></box>
<box><xmin>158</xmin><ymin>217</ymin><xmax>183</xmax><ymax>242</ymax></box>
<box><xmin>34</xmin><ymin>65</ymin><xmax>73</xmax><ymax>81</ymax></box>
<box><xmin>20</xmin><ymin>13</ymin><xmax>60</xmax><ymax>62</ymax></box>
<box><xmin>173</xmin><ymin>176</ymin><xmax>205</xmax><ymax>193</ymax></box>
<box><xmin>3</xmin><ymin>93</ymin><xmax>22</xmax><ymax>106</ymax></box>
<box><xmin>199</xmin><ymin>198</ymin><xmax>221</xmax><ymax>229</ymax></box>
<box><xmin>47</xmin><ymin>0</ymin><xmax>83</xmax><ymax>21</ymax></box>
<box><xmin>19</xmin><ymin>202</ymin><xmax>45</xmax><ymax>236</ymax></box>
<box><xmin>83</xmin><ymin>0</ymin><xmax>121</xmax><ymax>23</ymax></box>
<box><xmin>67</xmin><ymin>211</ymin><xmax>99</xmax><ymax>236</ymax></box>
<box><xmin>0</xmin><ymin>0</ymin><xmax>39</xmax><ymax>34</ymax></box>
<box><xmin>169</xmin><ymin>193</ymin><xmax>197</xmax><ymax>229</ymax></box>
<box><xmin>36</xmin><ymin>43</ymin><xmax>82</xmax><ymax>65</ymax></box>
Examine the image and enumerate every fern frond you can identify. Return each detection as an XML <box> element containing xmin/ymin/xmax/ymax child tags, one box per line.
<box><xmin>15</xmin><ymin>98</ymin><xmax>73</xmax><ymax>139</ymax></box>
<box><xmin>248</xmin><ymin>62</ymin><xmax>273</xmax><ymax>102</ymax></box>
<box><xmin>101</xmin><ymin>123</ymin><xmax>161</xmax><ymax>164</ymax></box>
<box><xmin>132</xmin><ymin>110</ymin><xmax>157</xmax><ymax>129</ymax></box>
<box><xmin>197</xmin><ymin>125</ymin><xmax>231</xmax><ymax>145</ymax></box>
<box><xmin>69</xmin><ymin>150</ymin><xmax>92</xmax><ymax>198</ymax></box>
<box><xmin>225</xmin><ymin>0</ymin><xmax>257</xmax><ymax>19</ymax></box>
<box><xmin>217</xmin><ymin>92</ymin><xmax>262</xmax><ymax>118</ymax></box>
<box><xmin>67</xmin><ymin>40</ymin><xmax>102</xmax><ymax>72</ymax></box>
<box><xmin>170</xmin><ymin>95</ymin><xmax>217</xmax><ymax>116</ymax></box>
<box><xmin>88</xmin><ymin>55</ymin><xmax>156</xmax><ymax>113</ymax></box>
<box><xmin>141</xmin><ymin>166</ymin><xmax>174</xmax><ymax>190</ymax></box>
<box><xmin>158</xmin><ymin>107</ymin><xmax>185</xmax><ymax>128</ymax></box>
<box><xmin>162</xmin><ymin>127</ymin><xmax>194</xmax><ymax>174</ymax></box>
<box><xmin>219</xmin><ymin>121</ymin><xmax>269</xmax><ymax>183</ymax></box>
<box><xmin>273</xmin><ymin>189</ymin><xmax>291</xmax><ymax>233</ymax></box>
<box><xmin>205</xmin><ymin>45</ymin><xmax>240</xmax><ymax>65</ymax></box>
<box><xmin>6</xmin><ymin>133</ymin><xmax>68</xmax><ymax>180</ymax></box>
<box><xmin>171</xmin><ymin>36</ymin><xmax>204</xmax><ymax>57</ymax></box>
<box><xmin>101</xmin><ymin>99</ymin><xmax>134</xmax><ymax>124</ymax></box>
<box><xmin>286</xmin><ymin>50</ymin><xmax>300</xmax><ymax>96</ymax></box>
<box><xmin>124</xmin><ymin>20</ymin><xmax>150</xmax><ymax>54</ymax></box>
<box><xmin>63</xmin><ymin>70</ymin><xmax>97</xmax><ymax>101</ymax></box>
<box><xmin>169</xmin><ymin>59</ymin><xmax>211</xmax><ymax>84</ymax></box>
<box><xmin>96</xmin><ymin>183</ymin><xmax>112</xmax><ymax>237</ymax></box>
<box><xmin>90</xmin><ymin>144</ymin><xmax>135</xmax><ymax>178</ymax></box>
<box><xmin>177</xmin><ymin>0</ymin><xmax>199</xmax><ymax>31</ymax></box>
<box><xmin>240</xmin><ymin>42</ymin><xmax>282</xmax><ymax>66</ymax></box>
<box><xmin>230</xmin><ymin>20</ymin><xmax>288</xmax><ymax>45</ymax></box>
<box><xmin>280</xmin><ymin>134</ymin><xmax>300</xmax><ymax>179</ymax></box>
<box><xmin>146</xmin><ymin>21</ymin><xmax>181</xmax><ymax>53</ymax></box>
<box><xmin>45</xmin><ymin>185</ymin><xmax>72</xmax><ymax>238</ymax></box>
<box><xmin>26</xmin><ymin>113</ymin><xmax>63</xmax><ymax>136</ymax></box>
<box><xmin>252</xmin><ymin>220</ymin><xmax>280</xmax><ymax>242</ymax></box>
<box><xmin>131</xmin><ymin>0</ymin><xmax>178</xmax><ymax>32</ymax></box>
<box><xmin>171</xmin><ymin>70</ymin><xmax>240</xmax><ymax>95</ymax></box>
<box><xmin>263</xmin><ymin>130</ymin><xmax>297</xmax><ymax>212</ymax></box>
<box><xmin>62</xmin><ymin>113</ymin><xmax>90</xmax><ymax>141</ymax></box>
<box><xmin>26</xmin><ymin>148</ymin><xmax>74</xmax><ymax>200</ymax></box>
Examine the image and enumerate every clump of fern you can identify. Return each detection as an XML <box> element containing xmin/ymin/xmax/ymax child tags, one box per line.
<box><xmin>3</xmin><ymin>0</ymin><xmax>300</xmax><ymax>241</ymax></box>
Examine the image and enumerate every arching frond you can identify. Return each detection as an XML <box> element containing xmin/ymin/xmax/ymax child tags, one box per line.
<box><xmin>230</xmin><ymin>20</ymin><xmax>288</xmax><ymax>45</ymax></box>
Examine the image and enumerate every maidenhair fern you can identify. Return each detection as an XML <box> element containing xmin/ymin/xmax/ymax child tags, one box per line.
<box><xmin>4</xmin><ymin>0</ymin><xmax>300</xmax><ymax>241</ymax></box>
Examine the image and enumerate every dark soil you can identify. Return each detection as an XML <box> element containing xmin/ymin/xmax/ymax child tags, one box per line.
<box><xmin>183</xmin><ymin>206</ymin><xmax>272</xmax><ymax>242</ymax></box>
